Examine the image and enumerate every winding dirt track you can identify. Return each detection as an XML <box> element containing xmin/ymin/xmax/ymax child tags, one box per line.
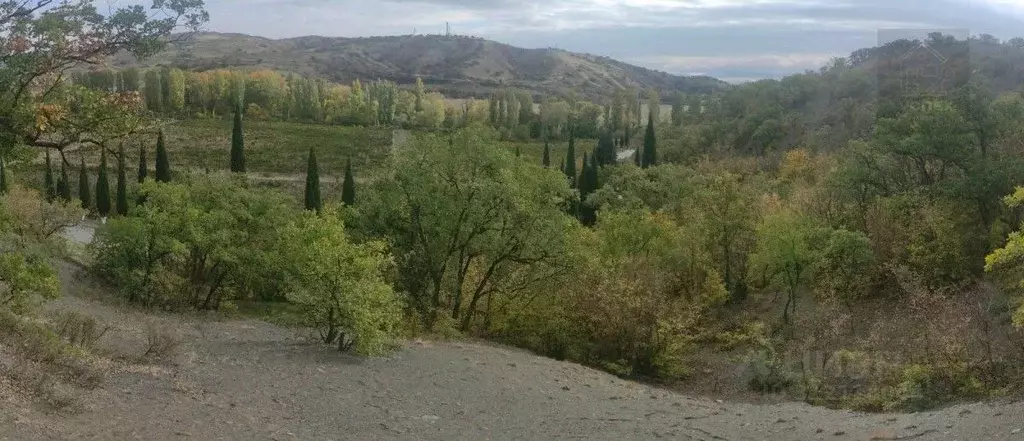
<box><xmin>1</xmin><ymin>264</ymin><xmax>1023</xmax><ymax>440</ymax></box>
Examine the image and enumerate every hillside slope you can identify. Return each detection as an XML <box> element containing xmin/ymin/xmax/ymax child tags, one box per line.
<box><xmin>109</xmin><ymin>32</ymin><xmax>729</xmax><ymax>99</ymax></box>
<box><xmin>4</xmin><ymin>260</ymin><xmax>1024</xmax><ymax>441</ymax></box>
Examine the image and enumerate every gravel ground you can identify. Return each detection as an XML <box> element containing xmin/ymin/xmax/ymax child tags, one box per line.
<box><xmin>2</xmin><ymin>265</ymin><xmax>1024</xmax><ymax>441</ymax></box>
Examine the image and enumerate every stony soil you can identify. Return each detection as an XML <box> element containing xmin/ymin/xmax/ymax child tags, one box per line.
<box><xmin>2</xmin><ymin>264</ymin><xmax>1024</xmax><ymax>440</ymax></box>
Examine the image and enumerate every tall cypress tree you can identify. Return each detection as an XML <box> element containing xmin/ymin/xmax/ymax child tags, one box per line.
<box><xmin>44</xmin><ymin>150</ymin><xmax>55</xmax><ymax>202</ymax></box>
<box><xmin>559</xmin><ymin>158</ymin><xmax>565</xmax><ymax>174</ymax></box>
<box><xmin>579</xmin><ymin>152</ymin><xmax>599</xmax><ymax>226</ymax></box>
<box><xmin>634</xmin><ymin>147</ymin><xmax>642</xmax><ymax>167</ymax></box>
<box><xmin>595</xmin><ymin>132</ymin><xmax>616</xmax><ymax>167</ymax></box>
<box><xmin>0</xmin><ymin>157</ymin><xmax>8</xmax><ymax>195</ymax></box>
<box><xmin>230</xmin><ymin>103</ymin><xmax>246</xmax><ymax>173</ymax></box>
<box><xmin>78</xmin><ymin>158</ymin><xmax>91</xmax><ymax>211</ymax></box>
<box><xmin>57</xmin><ymin>160</ymin><xmax>71</xmax><ymax>202</ymax></box>
<box><xmin>564</xmin><ymin>129</ymin><xmax>577</xmax><ymax>188</ymax></box>
<box><xmin>137</xmin><ymin>144</ymin><xmax>148</xmax><ymax>183</ymax></box>
<box><xmin>304</xmin><ymin>147</ymin><xmax>322</xmax><ymax>213</ymax></box>
<box><xmin>542</xmin><ymin>140</ymin><xmax>551</xmax><ymax>168</ymax></box>
<box><xmin>95</xmin><ymin>149</ymin><xmax>111</xmax><ymax>218</ymax></box>
<box><xmin>642</xmin><ymin>109</ymin><xmax>657</xmax><ymax>168</ymax></box>
<box><xmin>155</xmin><ymin>131</ymin><xmax>171</xmax><ymax>182</ymax></box>
<box><xmin>578</xmin><ymin>152</ymin><xmax>588</xmax><ymax>191</ymax></box>
<box><xmin>341</xmin><ymin>158</ymin><xmax>355</xmax><ymax>206</ymax></box>
<box><xmin>116</xmin><ymin>144</ymin><xmax>128</xmax><ymax>216</ymax></box>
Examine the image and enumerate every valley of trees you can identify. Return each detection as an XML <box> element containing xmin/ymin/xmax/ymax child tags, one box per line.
<box><xmin>71</xmin><ymin>65</ymin><xmax>680</xmax><ymax>142</ymax></box>
<box><xmin>6</xmin><ymin>1</ymin><xmax>1024</xmax><ymax>414</ymax></box>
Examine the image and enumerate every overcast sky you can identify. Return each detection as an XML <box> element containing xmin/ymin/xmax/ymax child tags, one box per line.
<box><xmin>182</xmin><ymin>0</ymin><xmax>1024</xmax><ymax>83</ymax></box>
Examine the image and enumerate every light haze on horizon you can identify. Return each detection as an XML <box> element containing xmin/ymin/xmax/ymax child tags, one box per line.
<box><xmin>140</xmin><ymin>0</ymin><xmax>1024</xmax><ymax>82</ymax></box>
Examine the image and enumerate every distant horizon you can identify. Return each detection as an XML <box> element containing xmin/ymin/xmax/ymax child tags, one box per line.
<box><xmin>160</xmin><ymin>0</ymin><xmax>1024</xmax><ymax>84</ymax></box>
<box><xmin>179</xmin><ymin>28</ymin><xmax>1018</xmax><ymax>85</ymax></box>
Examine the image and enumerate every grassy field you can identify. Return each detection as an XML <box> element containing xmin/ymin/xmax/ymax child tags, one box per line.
<box><xmin>55</xmin><ymin>119</ymin><xmax>393</xmax><ymax>177</ymax></box>
<box><xmin>160</xmin><ymin>119</ymin><xmax>394</xmax><ymax>176</ymax></box>
<box><xmin>500</xmin><ymin>137</ymin><xmax>609</xmax><ymax>171</ymax></box>
<box><xmin>8</xmin><ymin>119</ymin><xmax>611</xmax><ymax>199</ymax></box>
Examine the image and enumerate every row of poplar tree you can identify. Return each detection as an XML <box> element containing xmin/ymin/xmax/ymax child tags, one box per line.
<box><xmin>72</xmin><ymin>68</ymin><xmax>707</xmax><ymax>143</ymax></box>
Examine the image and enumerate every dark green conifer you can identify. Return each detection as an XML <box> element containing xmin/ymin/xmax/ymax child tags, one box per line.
<box><xmin>542</xmin><ymin>141</ymin><xmax>551</xmax><ymax>168</ymax></box>
<box><xmin>137</xmin><ymin>144</ymin><xmax>148</xmax><ymax>183</ymax></box>
<box><xmin>341</xmin><ymin>158</ymin><xmax>355</xmax><ymax>206</ymax></box>
<box><xmin>595</xmin><ymin>132</ymin><xmax>616</xmax><ymax>167</ymax></box>
<box><xmin>0</xmin><ymin>157</ymin><xmax>8</xmax><ymax>195</ymax></box>
<box><xmin>44</xmin><ymin>150</ymin><xmax>55</xmax><ymax>202</ymax></box>
<box><xmin>155</xmin><ymin>131</ymin><xmax>171</xmax><ymax>182</ymax></box>
<box><xmin>634</xmin><ymin>147</ymin><xmax>641</xmax><ymax>167</ymax></box>
<box><xmin>642</xmin><ymin>109</ymin><xmax>657</xmax><ymax>168</ymax></box>
<box><xmin>578</xmin><ymin>152</ymin><xmax>588</xmax><ymax>191</ymax></box>
<box><xmin>564</xmin><ymin>128</ymin><xmax>577</xmax><ymax>188</ymax></box>
<box><xmin>78</xmin><ymin>158</ymin><xmax>91</xmax><ymax>211</ymax></box>
<box><xmin>304</xmin><ymin>148</ymin><xmax>322</xmax><ymax>213</ymax></box>
<box><xmin>95</xmin><ymin>149</ymin><xmax>111</xmax><ymax>218</ymax></box>
<box><xmin>116</xmin><ymin>145</ymin><xmax>128</xmax><ymax>216</ymax></box>
<box><xmin>230</xmin><ymin>103</ymin><xmax>246</xmax><ymax>173</ymax></box>
<box><xmin>579</xmin><ymin>152</ymin><xmax>599</xmax><ymax>226</ymax></box>
<box><xmin>57</xmin><ymin>161</ymin><xmax>71</xmax><ymax>202</ymax></box>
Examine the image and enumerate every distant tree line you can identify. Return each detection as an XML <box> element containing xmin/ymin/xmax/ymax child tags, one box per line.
<box><xmin>71</xmin><ymin>68</ymin><xmax>709</xmax><ymax>143</ymax></box>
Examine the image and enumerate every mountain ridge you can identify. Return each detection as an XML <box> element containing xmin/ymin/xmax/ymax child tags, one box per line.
<box><xmin>109</xmin><ymin>32</ymin><xmax>730</xmax><ymax>100</ymax></box>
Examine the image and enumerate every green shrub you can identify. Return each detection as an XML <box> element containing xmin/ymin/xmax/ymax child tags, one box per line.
<box><xmin>281</xmin><ymin>207</ymin><xmax>402</xmax><ymax>356</ymax></box>
<box><xmin>746</xmin><ymin>344</ymin><xmax>795</xmax><ymax>394</ymax></box>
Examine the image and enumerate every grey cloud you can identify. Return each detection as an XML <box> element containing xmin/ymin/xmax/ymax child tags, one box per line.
<box><xmin>196</xmin><ymin>0</ymin><xmax>1024</xmax><ymax>81</ymax></box>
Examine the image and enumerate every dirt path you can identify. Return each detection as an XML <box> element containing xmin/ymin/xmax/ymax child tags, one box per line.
<box><xmin>3</xmin><ymin>266</ymin><xmax>1024</xmax><ymax>440</ymax></box>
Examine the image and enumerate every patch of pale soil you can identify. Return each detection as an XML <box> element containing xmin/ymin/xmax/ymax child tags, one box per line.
<box><xmin>3</xmin><ymin>263</ymin><xmax>1024</xmax><ymax>440</ymax></box>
